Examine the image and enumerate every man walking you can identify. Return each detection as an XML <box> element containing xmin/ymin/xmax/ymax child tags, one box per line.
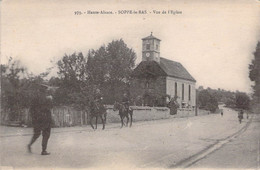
<box><xmin>238</xmin><ymin>109</ymin><xmax>244</xmax><ymax>124</ymax></box>
<box><xmin>28</xmin><ymin>84</ymin><xmax>53</xmax><ymax>155</ymax></box>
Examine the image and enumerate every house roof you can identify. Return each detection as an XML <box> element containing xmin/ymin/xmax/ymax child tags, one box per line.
<box><xmin>159</xmin><ymin>57</ymin><xmax>196</xmax><ymax>82</ymax></box>
<box><xmin>132</xmin><ymin>57</ymin><xmax>196</xmax><ymax>82</ymax></box>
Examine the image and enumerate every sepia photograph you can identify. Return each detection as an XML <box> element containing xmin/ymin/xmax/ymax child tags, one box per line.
<box><xmin>1</xmin><ymin>0</ymin><xmax>260</xmax><ymax>169</ymax></box>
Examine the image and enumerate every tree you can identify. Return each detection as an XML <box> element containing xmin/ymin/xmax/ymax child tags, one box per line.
<box><xmin>55</xmin><ymin>52</ymin><xmax>88</xmax><ymax>106</ymax></box>
<box><xmin>86</xmin><ymin>47</ymin><xmax>108</xmax><ymax>93</ymax></box>
<box><xmin>54</xmin><ymin>39</ymin><xmax>136</xmax><ymax>106</ymax></box>
<box><xmin>1</xmin><ymin>57</ymin><xmax>28</xmax><ymax>120</ymax></box>
<box><xmin>249</xmin><ymin>41</ymin><xmax>260</xmax><ymax>103</ymax></box>
<box><xmin>0</xmin><ymin>57</ymin><xmax>49</xmax><ymax>121</ymax></box>
<box><xmin>86</xmin><ymin>39</ymin><xmax>136</xmax><ymax>104</ymax></box>
<box><xmin>104</xmin><ymin>39</ymin><xmax>136</xmax><ymax>103</ymax></box>
<box><xmin>197</xmin><ymin>89</ymin><xmax>218</xmax><ymax>112</ymax></box>
<box><xmin>235</xmin><ymin>92</ymin><xmax>250</xmax><ymax>110</ymax></box>
<box><xmin>57</xmin><ymin>52</ymin><xmax>86</xmax><ymax>88</ymax></box>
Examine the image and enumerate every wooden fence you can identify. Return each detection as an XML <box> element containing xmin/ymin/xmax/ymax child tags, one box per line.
<box><xmin>1</xmin><ymin>105</ymin><xmax>210</xmax><ymax>127</ymax></box>
<box><xmin>0</xmin><ymin>106</ymin><xmax>88</xmax><ymax>127</ymax></box>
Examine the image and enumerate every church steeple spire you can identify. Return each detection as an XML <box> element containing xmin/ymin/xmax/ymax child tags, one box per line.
<box><xmin>142</xmin><ymin>33</ymin><xmax>161</xmax><ymax>63</ymax></box>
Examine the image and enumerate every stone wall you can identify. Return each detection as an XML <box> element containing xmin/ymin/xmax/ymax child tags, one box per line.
<box><xmin>105</xmin><ymin>106</ymin><xmax>208</xmax><ymax>123</ymax></box>
<box><xmin>106</xmin><ymin>106</ymin><xmax>170</xmax><ymax>123</ymax></box>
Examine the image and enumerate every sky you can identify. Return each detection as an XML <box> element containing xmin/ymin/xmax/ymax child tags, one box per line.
<box><xmin>1</xmin><ymin>0</ymin><xmax>260</xmax><ymax>93</ymax></box>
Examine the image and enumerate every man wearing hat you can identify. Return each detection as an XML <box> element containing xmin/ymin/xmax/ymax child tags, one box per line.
<box><xmin>121</xmin><ymin>92</ymin><xmax>130</xmax><ymax>113</ymax></box>
<box><xmin>27</xmin><ymin>83</ymin><xmax>53</xmax><ymax>155</ymax></box>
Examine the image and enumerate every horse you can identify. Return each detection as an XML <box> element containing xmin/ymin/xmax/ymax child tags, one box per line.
<box><xmin>113</xmin><ymin>101</ymin><xmax>133</xmax><ymax>128</ymax></box>
<box><xmin>89</xmin><ymin>101</ymin><xmax>107</xmax><ymax>130</ymax></box>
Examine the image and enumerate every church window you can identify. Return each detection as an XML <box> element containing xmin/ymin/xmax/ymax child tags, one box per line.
<box><xmin>156</xmin><ymin>44</ymin><xmax>159</xmax><ymax>50</ymax></box>
<box><xmin>146</xmin><ymin>44</ymin><xmax>150</xmax><ymax>50</ymax></box>
<box><xmin>182</xmin><ymin>84</ymin><xmax>184</xmax><ymax>100</ymax></box>
<box><xmin>175</xmin><ymin>82</ymin><xmax>177</xmax><ymax>97</ymax></box>
<box><xmin>145</xmin><ymin>81</ymin><xmax>149</xmax><ymax>88</ymax></box>
<box><xmin>189</xmin><ymin>85</ymin><xmax>191</xmax><ymax>101</ymax></box>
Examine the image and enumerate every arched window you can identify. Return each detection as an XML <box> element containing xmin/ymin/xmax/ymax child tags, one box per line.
<box><xmin>146</xmin><ymin>81</ymin><xmax>149</xmax><ymax>88</ymax></box>
<box><xmin>175</xmin><ymin>82</ymin><xmax>177</xmax><ymax>97</ymax></box>
<box><xmin>189</xmin><ymin>85</ymin><xmax>191</xmax><ymax>101</ymax></box>
<box><xmin>182</xmin><ymin>83</ymin><xmax>184</xmax><ymax>100</ymax></box>
<box><xmin>146</xmin><ymin>44</ymin><xmax>150</xmax><ymax>50</ymax></box>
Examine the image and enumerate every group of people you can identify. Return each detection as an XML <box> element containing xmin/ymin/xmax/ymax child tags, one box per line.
<box><xmin>238</xmin><ymin>109</ymin><xmax>249</xmax><ymax>123</ymax></box>
<box><xmin>93</xmin><ymin>90</ymin><xmax>130</xmax><ymax>111</ymax></box>
<box><xmin>27</xmin><ymin>85</ymin><xmax>249</xmax><ymax>155</ymax></box>
<box><xmin>27</xmin><ymin>86</ymin><xmax>131</xmax><ymax>155</ymax></box>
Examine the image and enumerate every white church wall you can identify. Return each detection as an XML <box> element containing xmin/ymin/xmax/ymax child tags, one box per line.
<box><xmin>166</xmin><ymin>76</ymin><xmax>196</xmax><ymax>108</ymax></box>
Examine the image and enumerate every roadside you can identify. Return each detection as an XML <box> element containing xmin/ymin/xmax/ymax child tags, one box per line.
<box><xmin>0</xmin><ymin>109</ymin><xmax>211</xmax><ymax>138</ymax></box>
<box><xmin>0</xmin><ymin>107</ymin><xmax>252</xmax><ymax>169</ymax></box>
<box><xmin>190</xmin><ymin>113</ymin><xmax>260</xmax><ymax>169</ymax></box>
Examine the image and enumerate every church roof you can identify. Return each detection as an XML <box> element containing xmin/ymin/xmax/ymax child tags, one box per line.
<box><xmin>132</xmin><ymin>61</ymin><xmax>167</xmax><ymax>77</ymax></box>
<box><xmin>159</xmin><ymin>57</ymin><xmax>196</xmax><ymax>82</ymax></box>
<box><xmin>142</xmin><ymin>33</ymin><xmax>161</xmax><ymax>41</ymax></box>
<box><xmin>132</xmin><ymin>57</ymin><xmax>196</xmax><ymax>82</ymax></box>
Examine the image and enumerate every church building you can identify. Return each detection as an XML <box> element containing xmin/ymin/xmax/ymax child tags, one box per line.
<box><xmin>130</xmin><ymin>33</ymin><xmax>196</xmax><ymax>108</ymax></box>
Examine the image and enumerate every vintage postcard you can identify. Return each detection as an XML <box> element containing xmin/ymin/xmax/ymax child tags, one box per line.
<box><xmin>1</xmin><ymin>0</ymin><xmax>260</xmax><ymax>169</ymax></box>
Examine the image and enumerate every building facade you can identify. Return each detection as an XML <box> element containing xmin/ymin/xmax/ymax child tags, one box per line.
<box><xmin>130</xmin><ymin>33</ymin><xmax>196</xmax><ymax>108</ymax></box>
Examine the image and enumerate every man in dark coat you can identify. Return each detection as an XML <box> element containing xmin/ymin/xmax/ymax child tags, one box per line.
<box><xmin>28</xmin><ymin>84</ymin><xmax>53</xmax><ymax>155</ymax></box>
<box><xmin>121</xmin><ymin>93</ymin><xmax>130</xmax><ymax>112</ymax></box>
<box><xmin>93</xmin><ymin>89</ymin><xmax>103</xmax><ymax>109</ymax></box>
<box><xmin>168</xmin><ymin>96</ymin><xmax>179</xmax><ymax>115</ymax></box>
<box><xmin>238</xmin><ymin>109</ymin><xmax>244</xmax><ymax>124</ymax></box>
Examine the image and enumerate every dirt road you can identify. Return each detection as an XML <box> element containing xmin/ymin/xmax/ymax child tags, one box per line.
<box><xmin>0</xmin><ymin>107</ymin><xmax>256</xmax><ymax>169</ymax></box>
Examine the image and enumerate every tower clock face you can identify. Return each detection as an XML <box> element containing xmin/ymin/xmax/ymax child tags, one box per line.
<box><xmin>146</xmin><ymin>53</ymin><xmax>150</xmax><ymax>57</ymax></box>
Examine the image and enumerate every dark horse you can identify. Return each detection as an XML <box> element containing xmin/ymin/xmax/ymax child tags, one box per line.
<box><xmin>89</xmin><ymin>101</ymin><xmax>107</xmax><ymax>130</ymax></box>
<box><xmin>113</xmin><ymin>101</ymin><xmax>133</xmax><ymax>128</ymax></box>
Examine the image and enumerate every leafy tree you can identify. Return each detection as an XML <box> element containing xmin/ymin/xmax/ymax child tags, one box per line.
<box><xmin>206</xmin><ymin>94</ymin><xmax>218</xmax><ymax>112</ymax></box>
<box><xmin>1</xmin><ymin>58</ymin><xmax>28</xmax><ymax>120</ymax></box>
<box><xmin>104</xmin><ymin>39</ymin><xmax>136</xmax><ymax>103</ymax></box>
<box><xmin>54</xmin><ymin>40</ymin><xmax>136</xmax><ymax>106</ymax></box>
<box><xmin>57</xmin><ymin>52</ymin><xmax>86</xmax><ymax>90</ymax></box>
<box><xmin>235</xmin><ymin>92</ymin><xmax>250</xmax><ymax>110</ymax></box>
<box><xmin>48</xmin><ymin>76</ymin><xmax>62</xmax><ymax>87</ymax></box>
<box><xmin>55</xmin><ymin>52</ymin><xmax>88</xmax><ymax>106</ymax></box>
<box><xmin>86</xmin><ymin>39</ymin><xmax>136</xmax><ymax>104</ymax></box>
<box><xmin>86</xmin><ymin>47</ymin><xmax>108</xmax><ymax>94</ymax></box>
<box><xmin>197</xmin><ymin>89</ymin><xmax>218</xmax><ymax>112</ymax></box>
<box><xmin>1</xmin><ymin>57</ymin><xmax>49</xmax><ymax>121</ymax></box>
<box><xmin>197</xmin><ymin>90</ymin><xmax>211</xmax><ymax>108</ymax></box>
<box><xmin>225</xmin><ymin>97</ymin><xmax>235</xmax><ymax>107</ymax></box>
<box><xmin>249</xmin><ymin>41</ymin><xmax>260</xmax><ymax>103</ymax></box>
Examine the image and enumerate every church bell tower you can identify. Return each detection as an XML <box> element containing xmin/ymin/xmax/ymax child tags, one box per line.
<box><xmin>142</xmin><ymin>32</ymin><xmax>161</xmax><ymax>63</ymax></box>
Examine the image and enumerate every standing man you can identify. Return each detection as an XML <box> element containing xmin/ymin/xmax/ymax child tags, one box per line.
<box><xmin>168</xmin><ymin>96</ymin><xmax>179</xmax><ymax>115</ymax></box>
<box><xmin>28</xmin><ymin>84</ymin><xmax>53</xmax><ymax>155</ymax></box>
<box><xmin>238</xmin><ymin>109</ymin><xmax>244</xmax><ymax>124</ymax></box>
